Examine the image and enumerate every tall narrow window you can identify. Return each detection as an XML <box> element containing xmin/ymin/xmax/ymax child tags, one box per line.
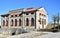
<box><xmin>6</xmin><ymin>20</ymin><xmax>8</xmax><ymax>26</ymax></box>
<box><xmin>11</xmin><ymin>19</ymin><xmax>13</xmax><ymax>26</ymax></box>
<box><xmin>26</xmin><ymin>18</ymin><xmax>29</xmax><ymax>26</ymax></box>
<box><xmin>31</xmin><ymin>18</ymin><xmax>34</xmax><ymax>26</ymax></box>
<box><xmin>42</xmin><ymin>19</ymin><xmax>44</xmax><ymax>28</ymax></box>
<box><xmin>19</xmin><ymin>19</ymin><xmax>21</xmax><ymax>26</ymax></box>
<box><xmin>15</xmin><ymin>19</ymin><xmax>17</xmax><ymax>26</ymax></box>
<box><xmin>40</xmin><ymin>18</ymin><xmax>41</xmax><ymax>24</ymax></box>
<box><xmin>3</xmin><ymin>20</ymin><xmax>5</xmax><ymax>26</ymax></box>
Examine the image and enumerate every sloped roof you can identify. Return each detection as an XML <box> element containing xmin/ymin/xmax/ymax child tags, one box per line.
<box><xmin>23</xmin><ymin>8</ymin><xmax>37</xmax><ymax>13</ymax></box>
<box><xmin>1</xmin><ymin>7</ymin><xmax>47</xmax><ymax>16</ymax></box>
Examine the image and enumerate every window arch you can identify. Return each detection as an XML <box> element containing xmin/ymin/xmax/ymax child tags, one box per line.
<box><xmin>31</xmin><ymin>18</ymin><xmax>34</xmax><ymax>26</ymax></box>
<box><xmin>26</xmin><ymin>18</ymin><xmax>29</xmax><ymax>26</ymax></box>
<box><xmin>31</xmin><ymin>12</ymin><xmax>34</xmax><ymax>14</ymax></box>
<box><xmin>19</xmin><ymin>19</ymin><xmax>21</xmax><ymax>26</ymax></box>
<box><xmin>3</xmin><ymin>20</ymin><xmax>5</xmax><ymax>26</ymax></box>
<box><xmin>15</xmin><ymin>19</ymin><xmax>17</xmax><ymax>26</ymax></box>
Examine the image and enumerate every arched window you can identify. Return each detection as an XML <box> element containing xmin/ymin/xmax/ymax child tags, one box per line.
<box><xmin>3</xmin><ymin>20</ymin><xmax>5</xmax><ymax>26</ymax></box>
<box><xmin>11</xmin><ymin>19</ymin><xmax>13</xmax><ymax>26</ymax></box>
<box><xmin>15</xmin><ymin>19</ymin><xmax>17</xmax><ymax>26</ymax></box>
<box><xmin>42</xmin><ymin>19</ymin><xmax>44</xmax><ymax>28</ymax></box>
<box><xmin>19</xmin><ymin>19</ymin><xmax>21</xmax><ymax>26</ymax></box>
<box><xmin>6</xmin><ymin>20</ymin><xmax>8</xmax><ymax>26</ymax></box>
<box><xmin>31</xmin><ymin>18</ymin><xmax>34</xmax><ymax>26</ymax></box>
<box><xmin>26</xmin><ymin>18</ymin><xmax>29</xmax><ymax>26</ymax></box>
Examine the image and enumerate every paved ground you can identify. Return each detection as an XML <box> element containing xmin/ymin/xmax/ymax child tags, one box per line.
<box><xmin>6</xmin><ymin>32</ymin><xmax>60</xmax><ymax>38</ymax></box>
<box><xmin>6</xmin><ymin>31</ymin><xmax>47</xmax><ymax>38</ymax></box>
<box><xmin>38</xmin><ymin>32</ymin><xmax>60</xmax><ymax>38</ymax></box>
<box><xmin>0</xmin><ymin>34</ymin><xmax>9</xmax><ymax>38</ymax></box>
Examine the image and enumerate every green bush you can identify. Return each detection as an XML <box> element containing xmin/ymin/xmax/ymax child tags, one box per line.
<box><xmin>51</xmin><ymin>29</ymin><xmax>59</xmax><ymax>32</ymax></box>
<box><xmin>37</xmin><ymin>29</ymin><xmax>59</xmax><ymax>32</ymax></box>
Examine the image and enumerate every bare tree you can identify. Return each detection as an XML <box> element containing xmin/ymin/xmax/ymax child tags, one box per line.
<box><xmin>52</xmin><ymin>13</ymin><xmax>60</xmax><ymax>30</ymax></box>
<box><xmin>56</xmin><ymin>13</ymin><xmax>60</xmax><ymax>30</ymax></box>
<box><xmin>52</xmin><ymin>15</ymin><xmax>57</xmax><ymax>29</ymax></box>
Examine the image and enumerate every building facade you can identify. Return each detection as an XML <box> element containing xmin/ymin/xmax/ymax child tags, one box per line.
<box><xmin>1</xmin><ymin>7</ymin><xmax>48</xmax><ymax>35</ymax></box>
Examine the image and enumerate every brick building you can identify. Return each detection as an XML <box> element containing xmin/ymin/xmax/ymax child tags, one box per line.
<box><xmin>1</xmin><ymin>7</ymin><xmax>48</xmax><ymax>35</ymax></box>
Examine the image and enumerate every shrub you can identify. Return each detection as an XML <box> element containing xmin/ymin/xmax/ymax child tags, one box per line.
<box><xmin>51</xmin><ymin>29</ymin><xmax>59</xmax><ymax>32</ymax></box>
<box><xmin>37</xmin><ymin>29</ymin><xmax>59</xmax><ymax>32</ymax></box>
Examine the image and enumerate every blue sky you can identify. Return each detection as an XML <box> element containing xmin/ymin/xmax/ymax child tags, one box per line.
<box><xmin>0</xmin><ymin>0</ymin><xmax>60</xmax><ymax>25</ymax></box>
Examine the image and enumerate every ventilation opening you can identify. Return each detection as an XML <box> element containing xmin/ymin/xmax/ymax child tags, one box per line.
<box><xmin>12</xmin><ymin>32</ymin><xmax>15</xmax><ymax>35</ymax></box>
